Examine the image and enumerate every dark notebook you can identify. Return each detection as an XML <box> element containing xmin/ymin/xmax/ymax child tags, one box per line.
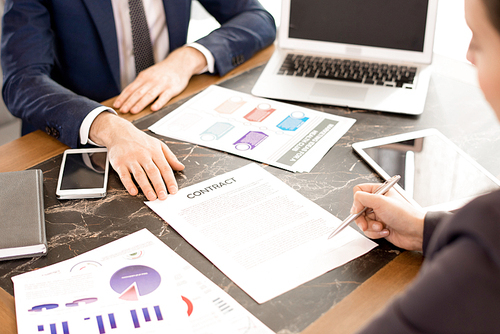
<box><xmin>0</xmin><ymin>169</ymin><xmax>47</xmax><ymax>260</ymax></box>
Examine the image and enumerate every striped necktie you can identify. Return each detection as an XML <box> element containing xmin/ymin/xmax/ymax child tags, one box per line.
<box><xmin>128</xmin><ymin>0</ymin><xmax>155</xmax><ymax>75</ymax></box>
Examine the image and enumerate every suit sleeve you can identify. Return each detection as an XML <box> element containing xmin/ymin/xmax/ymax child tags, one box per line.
<box><xmin>422</xmin><ymin>211</ymin><xmax>452</xmax><ymax>255</ymax></box>
<box><xmin>356</xmin><ymin>237</ymin><xmax>500</xmax><ymax>333</ymax></box>
<box><xmin>356</xmin><ymin>194</ymin><xmax>500</xmax><ymax>333</ymax></box>
<box><xmin>1</xmin><ymin>0</ymin><xmax>102</xmax><ymax>148</ymax></box>
<box><xmin>195</xmin><ymin>0</ymin><xmax>276</xmax><ymax>76</ymax></box>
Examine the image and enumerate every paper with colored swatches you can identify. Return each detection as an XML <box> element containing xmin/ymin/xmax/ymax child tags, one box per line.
<box><xmin>12</xmin><ymin>229</ymin><xmax>274</xmax><ymax>334</ymax></box>
<box><xmin>149</xmin><ymin>85</ymin><xmax>356</xmax><ymax>172</ymax></box>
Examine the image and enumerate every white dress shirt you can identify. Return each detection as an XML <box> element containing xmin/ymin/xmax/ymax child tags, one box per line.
<box><xmin>80</xmin><ymin>0</ymin><xmax>214</xmax><ymax>146</ymax></box>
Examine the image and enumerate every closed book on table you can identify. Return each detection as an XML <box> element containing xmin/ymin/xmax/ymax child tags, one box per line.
<box><xmin>0</xmin><ymin>169</ymin><xmax>47</xmax><ymax>260</ymax></box>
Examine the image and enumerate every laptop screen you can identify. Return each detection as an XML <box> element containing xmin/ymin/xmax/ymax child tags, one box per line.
<box><xmin>289</xmin><ymin>0</ymin><xmax>429</xmax><ymax>52</ymax></box>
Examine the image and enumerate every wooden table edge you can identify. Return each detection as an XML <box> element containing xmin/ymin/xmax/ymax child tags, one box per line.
<box><xmin>0</xmin><ymin>44</ymin><xmax>276</xmax><ymax>334</ymax></box>
<box><xmin>0</xmin><ymin>284</ymin><xmax>16</xmax><ymax>333</ymax></box>
<box><xmin>300</xmin><ymin>251</ymin><xmax>424</xmax><ymax>334</ymax></box>
<box><xmin>0</xmin><ymin>44</ymin><xmax>424</xmax><ymax>334</ymax></box>
<box><xmin>0</xmin><ymin>44</ymin><xmax>276</xmax><ymax>173</ymax></box>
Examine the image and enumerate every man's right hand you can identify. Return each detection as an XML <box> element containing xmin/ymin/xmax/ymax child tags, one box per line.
<box><xmin>89</xmin><ymin>112</ymin><xmax>185</xmax><ymax>201</ymax></box>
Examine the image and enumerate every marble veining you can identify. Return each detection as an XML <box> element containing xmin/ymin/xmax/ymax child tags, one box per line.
<box><xmin>1</xmin><ymin>65</ymin><xmax>500</xmax><ymax>333</ymax></box>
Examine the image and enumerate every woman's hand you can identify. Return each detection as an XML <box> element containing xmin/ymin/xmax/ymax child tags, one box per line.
<box><xmin>351</xmin><ymin>183</ymin><xmax>426</xmax><ymax>251</ymax></box>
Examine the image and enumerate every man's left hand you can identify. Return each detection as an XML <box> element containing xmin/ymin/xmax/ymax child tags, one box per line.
<box><xmin>113</xmin><ymin>46</ymin><xmax>207</xmax><ymax>114</ymax></box>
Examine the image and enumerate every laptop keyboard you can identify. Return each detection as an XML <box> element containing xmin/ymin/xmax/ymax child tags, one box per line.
<box><xmin>277</xmin><ymin>53</ymin><xmax>417</xmax><ymax>89</ymax></box>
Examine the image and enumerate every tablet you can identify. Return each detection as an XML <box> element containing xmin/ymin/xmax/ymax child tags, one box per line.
<box><xmin>352</xmin><ymin>128</ymin><xmax>500</xmax><ymax>211</ymax></box>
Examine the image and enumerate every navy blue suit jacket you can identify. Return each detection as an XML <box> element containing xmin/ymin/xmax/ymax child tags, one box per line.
<box><xmin>1</xmin><ymin>0</ymin><xmax>275</xmax><ymax>148</ymax></box>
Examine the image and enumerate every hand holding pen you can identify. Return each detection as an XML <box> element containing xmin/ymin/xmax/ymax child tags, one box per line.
<box><xmin>333</xmin><ymin>175</ymin><xmax>426</xmax><ymax>252</ymax></box>
<box><xmin>329</xmin><ymin>175</ymin><xmax>401</xmax><ymax>239</ymax></box>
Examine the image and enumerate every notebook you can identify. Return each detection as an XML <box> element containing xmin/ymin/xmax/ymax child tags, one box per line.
<box><xmin>0</xmin><ymin>170</ymin><xmax>47</xmax><ymax>261</ymax></box>
<box><xmin>252</xmin><ymin>0</ymin><xmax>439</xmax><ymax>115</ymax></box>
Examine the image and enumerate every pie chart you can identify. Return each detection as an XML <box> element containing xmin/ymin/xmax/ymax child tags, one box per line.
<box><xmin>70</xmin><ymin>260</ymin><xmax>102</xmax><ymax>272</ymax></box>
<box><xmin>182</xmin><ymin>296</ymin><xmax>194</xmax><ymax>316</ymax></box>
<box><xmin>110</xmin><ymin>265</ymin><xmax>161</xmax><ymax>301</ymax></box>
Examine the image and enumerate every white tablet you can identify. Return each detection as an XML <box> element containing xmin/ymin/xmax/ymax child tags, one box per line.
<box><xmin>352</xmin><ymin>128</ymin><xmax>500</xmax><ymax>211</ymax></box>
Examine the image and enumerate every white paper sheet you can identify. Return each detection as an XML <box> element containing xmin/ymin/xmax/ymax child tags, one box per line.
<box><xmin>149</xmin><ymin>85</ymin><xmax>356</xmax><ymax>172</ymax></box>
<box><xmin>12</xmin><ymin>229</ymin><xmax>274</xmax><ymax>334</ymax></box>
<box><xmin>146</xmin><ymin>164</ymin><xmax>377</xmax><ymax>304</ymax></box>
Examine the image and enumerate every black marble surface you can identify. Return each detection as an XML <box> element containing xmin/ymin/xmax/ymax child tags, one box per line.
<box><xmin>2</xmin><ymin>63</ymin><xmax>500</xmax><ymax>334</ymax></box>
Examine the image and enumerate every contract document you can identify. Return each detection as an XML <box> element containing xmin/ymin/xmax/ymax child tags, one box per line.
<box><xmin>146</xmin><ymin>164</ymin><xmax>377</xmax><ymax>303</ymax></box>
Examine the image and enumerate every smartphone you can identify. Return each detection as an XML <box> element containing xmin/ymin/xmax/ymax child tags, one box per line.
<box><xmin>56</xmin><ymin>148</ymin><xmax>110</xmax><ymax>200</ymax></box>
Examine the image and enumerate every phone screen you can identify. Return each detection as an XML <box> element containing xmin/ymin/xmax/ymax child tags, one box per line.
<box><xmin>60</xmin><ymin>151</ymin><xmax>108</xmax><ymax>190</ymax></box>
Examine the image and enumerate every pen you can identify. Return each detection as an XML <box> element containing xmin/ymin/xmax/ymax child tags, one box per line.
<box><xmin>328</xmin><ymin>175</ymin><xmax>401</xmax><ymax>239</ymax></box>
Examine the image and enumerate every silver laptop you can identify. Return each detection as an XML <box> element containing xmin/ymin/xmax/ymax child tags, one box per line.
<box><xmin>252</xmin><ymin>0</ymin><xmax>438</xmax><ymax>115</ymax></box>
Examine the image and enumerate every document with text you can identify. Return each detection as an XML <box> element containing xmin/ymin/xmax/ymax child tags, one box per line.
<box><xmin>149</xmin><ymin>85</ymin><xmax>356</xmax><ymax>172</ymax></box>
<box><xmin>146</xmin><ymin>164</ymin><xmax>377</xmax><ymax>303</ymax></box>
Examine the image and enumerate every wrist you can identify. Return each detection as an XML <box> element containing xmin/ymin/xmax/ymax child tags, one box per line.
<box><xmin>174</xmin><ymin>46</ymin><xmax>208</xmax><ymax>76</ymax></box>
<box><xmin>410</xmin><ymin>212</ymin><xmax>426</xmax><ymax>251</ymax></box>
<box><xmin>89</xmin><ymin>112</ymin><xmax>127</xmax><ymax>147</ymax></box>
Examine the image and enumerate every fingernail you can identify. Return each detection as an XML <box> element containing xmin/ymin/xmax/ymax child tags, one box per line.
<box><xmin>158</xmin><ymin>191</ymin><xmax>167</xmax><ymax>200</ymax></box>
<box><xmin>170</xmin><ymin>186</ymin><xmax>178</xmax><ymax>195</ymax></box>
<box><xmin>148</xmin><ymin>191</ymin><xmax>157</xmax><ymax>201</ymax></box>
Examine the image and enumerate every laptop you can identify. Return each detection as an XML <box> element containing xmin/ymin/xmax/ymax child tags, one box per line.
<box><xmin>251</xmin><ymin>0</ymin><xmax>438</xmax><ymax>115</ymax></box>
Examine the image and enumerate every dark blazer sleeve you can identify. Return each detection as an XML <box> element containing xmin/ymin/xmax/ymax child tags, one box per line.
<box><xmin>1</xmin><ymin>0</ymin><xmax>106</xmax><ymax>148</ymax></box>
<box><xmin>195</xmin><ymin>0</ymin><xmax>276</xmax><ymax>76</ymax></box>
<box><xmin>1</xmin><ymin>0</ymin><xmax>275</xmax><ymax>147</ymax></box>
<box><xmin>356</xmin><ymin>191</ymin><xmax>500</xmax><ymax>333</ymax></box>
<box><xmin>422</xmin><ymin>211</ymin><xmax>452</xmax><ymax>255</ymax></box>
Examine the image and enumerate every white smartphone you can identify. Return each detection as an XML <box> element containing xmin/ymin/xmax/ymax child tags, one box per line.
<box><xmin>56</xmin><ymin>148</ymin><xmax>110</xmax><ymax>200</ymax></box>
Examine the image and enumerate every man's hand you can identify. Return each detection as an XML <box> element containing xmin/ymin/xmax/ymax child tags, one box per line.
<box><xmin>89</xmin><ymin>112</ymin><xmax>185</xmax><ymax>201</ymax></box>
<box><xmin>113</xmin><ymin>46</ymin><xmax>207</xmax><ymax>114</ymax></box>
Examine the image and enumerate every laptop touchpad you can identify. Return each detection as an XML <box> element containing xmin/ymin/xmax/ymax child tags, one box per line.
<box><xmin>310</xmin><ymin>83</ymin><xmax>368</xmax><ymax>101</ymax></box>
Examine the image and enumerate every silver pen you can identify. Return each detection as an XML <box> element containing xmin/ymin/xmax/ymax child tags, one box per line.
<box><xmin>328</xmin><ymin>175</ymin><xmax>401</xmax><ymax>239</ymax></box>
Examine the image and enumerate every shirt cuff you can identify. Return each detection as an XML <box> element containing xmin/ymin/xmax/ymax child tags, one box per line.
<box><xmin>79</xmin><ymin>106</ymin><xmax>118</xmax><ymax>146</ymax></box>
<box><xmin>187</xmin><ymin>42</ymin><xmax>215</xmax><ymax>74</ymax></box>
